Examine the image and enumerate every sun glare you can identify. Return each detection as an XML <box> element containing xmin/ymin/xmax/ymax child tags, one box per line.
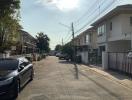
<box><xmin>36</xmin><ymin>0</ymin><xmax>79</xmax><ymax>11</ymax></box>
<box><xmin>55</xmin><ymin>0</ymin><xmax>79</xmax><ymax>11</ymax></box>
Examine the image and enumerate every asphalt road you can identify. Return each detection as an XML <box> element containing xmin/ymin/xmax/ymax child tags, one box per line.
<box><xmin>17</xmin><ymin>56</ymin><xmax>132</xmax><ymax>100</ymax></box>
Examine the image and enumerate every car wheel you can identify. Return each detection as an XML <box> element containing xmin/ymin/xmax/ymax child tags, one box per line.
<box><xmin>12</xmin><ymin>80</ymin><xmax>20</xmax><ymax>99</ymax></box>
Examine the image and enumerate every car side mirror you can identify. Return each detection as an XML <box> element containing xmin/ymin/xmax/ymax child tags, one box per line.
<box><xmin>18</xmin><ymin>65</ymin><xmax>24</xmax><ymax>72</ymax></box>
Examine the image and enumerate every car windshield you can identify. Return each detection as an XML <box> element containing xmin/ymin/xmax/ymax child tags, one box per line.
<box><xmin>0</xmin><ymin>59</ymin><xmax>19</xmax><ymax>70</ymax></box>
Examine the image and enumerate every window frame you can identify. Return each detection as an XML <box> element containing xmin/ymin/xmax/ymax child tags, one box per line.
<box><xmin>85</xmin><ymin>34</ymin><xmax>89</xmax><ymax>44</ymax></box>
<box><xmin>97</xmin><ymin>24</ymin><xmax>105</xmax><ymax>36</ymax></box>
<box><xmin>130</xmin><ymin>17</ymin><xmax>132</xmax><ymax>26</ymax></box>
<box><xmin>110</xmin><ymin>22</ymin><xmax>112</xmax><ymax>31</ymax></box>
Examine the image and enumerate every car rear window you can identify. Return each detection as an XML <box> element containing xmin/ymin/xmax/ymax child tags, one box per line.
<box><xmin>0</xmin><ymin>59</ymin><xmax>19</xmax><ymax>70</ymax></box>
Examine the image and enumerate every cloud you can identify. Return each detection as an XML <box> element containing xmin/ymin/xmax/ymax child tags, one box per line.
<box><xmin>56</xmin><ymin>0</ymin><xmax>79</xmax><ymax>11</ymax></box>
<box><xmin>35</xmin><ymin>0</ymin><xmax>58</xmax><ymax>6</ymax></box>
<box><xmin>35</xmin><ymin>0</ymin><xmax>79</xmax><ymax>11</ymax></box>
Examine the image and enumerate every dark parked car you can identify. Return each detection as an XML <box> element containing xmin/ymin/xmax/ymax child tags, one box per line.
<box><xmin>56</xmin><ymin>52</ymin><xmax>61</xmax><ymax>57</ymax></box>
<box><xmin>59</xmin><ymin>54</ymin><xmax>70</xmax><ymax>61</ymax></box>
<box><xmin>0</xmin><ymin>57</ymin><xmax>34</xmax><ymax>99</ymax></box>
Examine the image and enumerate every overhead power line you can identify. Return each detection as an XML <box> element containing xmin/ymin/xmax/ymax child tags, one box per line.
<box><xmin>74</xmin><ymin>0</ymin><xmax>99</xmax><ymax>24</ymax></box>
<box><xmin>75</xmin><ymin>0</ymin><xmax>118</xmax><ymax>35</ymax></box>
<box><xmin>74</xmin><ymin>0</ymin><xmax>107</xmax><ymax>26</ymax></box>
<box><xmin>64</xmin><ymin>0</ymin><xmax>119</xmax><ymax>44</ymax></box>
<box><xmin>62</xmin><ymin>28</ymin><xmax>72</xmax><ymax>44</ymax></box>
<box><xmin>64</xmin><ymin>29</ymin><xmax>71</xmax><ymax>40</ymax></box>
<box><xmin>64</xmin><ymin>34</ymin><xmax>72</xmax><ymax>44</ymax></box>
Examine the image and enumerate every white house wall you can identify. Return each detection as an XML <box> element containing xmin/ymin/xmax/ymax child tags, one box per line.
<box><xmin>108</xmin><ymin>14</ymin><xmax>132</xmax><ymax>41</ymax></box>
<box><xmin>108</xmin><ymin>40</ymin><xmax>131</xmax><ymax>52</ymax></box>
<box><xmin>91</xmin><ymin>32</ymin><xmax>98</xmax><ymax>49</ymax></box>
<box><xmin>96</xmin><ymin>13</ymin><xmax>132</xmax><ymax>52</ymax></box>
<box><xmin>80</xmin><ymin>51</ymin><xmax>88</xmax><ymax>64</ymax></box>
<box><xmin>107</xmin><ymin>15</ymin><xmax>122</xmax><ymax>41</ymax></box>
<box><xmin>97</xmin><ymin>14</ymin><xmax>132</xmax><ymax>43</ymax></box>
<box><xmin>79</xmin><ymin>35</ymin><xmax>84</xmax><ymax>46</ymax></box>
<box><xmin>121</xmin><ymin>14</ymin><xmax>132</xmax><ymax>39</ymax></box>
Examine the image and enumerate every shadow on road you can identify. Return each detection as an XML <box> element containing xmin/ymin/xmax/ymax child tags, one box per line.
<box><xmin>74</xmin><ymin>63</ymin><xmax>79</xmax><ymax>79</ymax></box>
<box><xmin>89</xmin><ymin>65</ymin><xmax>132</xmax><ymax>80</ymax></box>
<box><xmin>78</xmin><ymin>71</ymin><xmax>121</xmax><ymax>99</ymax></box>
<box><xmin>59</xmin><ymin>60</ymin><xmax>79</xmax><ymax>80</ymax></box>
<box><xmin>106</xmin><ymin>70</ymin><xmax>132</xmax><ymax>80</ymax></box>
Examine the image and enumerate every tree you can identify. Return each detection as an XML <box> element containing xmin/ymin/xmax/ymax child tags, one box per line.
<box><xmin>62</xmin><ymin>43</ymin><xmax>74</xmax><ymax>60</ymax></box>
<box><xmin>55</xmin><ymin>44</ymin><xmax>62</xmax><ymax>52</ymax></box>
<box><xmin>0</xmin><ymin>0</ymin><xmax>20</xmax><ymax>17</ymax></box>
<box><xmin>0</xmin><ymin>0</ymin><xmax>21</xmax><ymax>52</ymax></box>
<box><xmin>36</xmin><ymin>32</ymin><xmax>50</xmax><ymax>53</ymax></box>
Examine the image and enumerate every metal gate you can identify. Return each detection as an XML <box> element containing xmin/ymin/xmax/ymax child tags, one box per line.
<box><xmin>88</xmin><ymin>50</ymin><xmax>102</xmax><ymax>65</ymax></box>
<box><xmin>108</xmin><ymin>52</ymin><xmax>132</xmax><ymax>75</ymax></box>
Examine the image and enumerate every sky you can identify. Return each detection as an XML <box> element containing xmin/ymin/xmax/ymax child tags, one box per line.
<box><xmin>20</xmin><ymin>0</ymin><xmax>132</xmax><ymax>50</ymax></box>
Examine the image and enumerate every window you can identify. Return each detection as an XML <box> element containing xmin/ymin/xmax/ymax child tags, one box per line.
<box><xmin>78</xmin><ymin>39</ymin><xmax>80</xmax><ymax>45</ymax></box>
<box><xmin>97</xmin><ymin>26</ymin><xmax>101</xmax><ymax>35</ymax></box>
<box><xmin>110</xmin><ymin>22</ymin><xmax>112</xmax><ymax>30</ymax></box>
<box><xmin>97</xmin><ymin>24</ymin><xmax>105</xmax><ymax>36</ymax></box>
<box><xmin>20</xmin><ymin>58</ymin><xmax>30</xmax><ymax>67</ymax></box>
<box><xmin>99</xmin><ymin>27</ymin><xmax>101</xmax><ymax>34</ymax></box>
<box><xmin>85</xmin><ymin>34</ymin><xmax>89</xmax><ymax>43</ymax></box>
<box><xmin>102</xmin><ymin>25</ymin><xmax>105</xmax><ymax>33</ymax></box>
<box><xmin>0</xmin><ymin>59</ymin><xmax>18</xmax><ymax>70</ymax></box>
<box><xmin>89</xmin><ymin>34</ymin><xmax>91</xmax><ymax>43</ymax></box>
<box><xmin>130</xmin><ymin>17</ymin><xmax>132</xmax><ymax>25</ymax></box>
<box><xmin>21</xmin><ymin>61</ymin><xmax>30</xmax><ymax>67</ymax></box>
<box><xmin>97</xmin><ymin>27</ymin><xmax>100</xmax><ymax>35</ymax></box>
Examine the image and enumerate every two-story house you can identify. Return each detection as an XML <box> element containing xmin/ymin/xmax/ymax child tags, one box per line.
<box><xmin>74</xmin><ymin>27</ymin><xmax>97</xmax><ymax>64</ymax></box>
<box><xmin>92</xmin><ymin>4</ymin><xmax>132</xmax><ymax>55</ymax></box>
<box><xmin>17</xmin><ymin>30</ymin><xmax>37</xmax><ymax>54</ymax></box>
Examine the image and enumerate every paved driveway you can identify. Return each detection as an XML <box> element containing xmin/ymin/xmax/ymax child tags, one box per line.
<box><xmin>17</xmin><ymin>56</ymin><xmax>132</xmax><ymax>100</ymax></box>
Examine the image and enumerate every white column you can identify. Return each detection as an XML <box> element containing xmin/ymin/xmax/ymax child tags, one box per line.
<box><xmin>102</xmin><ymin>52</ymin><xmax>108</xmax><ymax>70</ymax></box>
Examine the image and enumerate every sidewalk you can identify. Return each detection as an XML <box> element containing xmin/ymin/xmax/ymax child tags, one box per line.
<box><xmin>79</xmin><ymin>64</ymin><xmax>132</xmax><ymax>90</ymax></box>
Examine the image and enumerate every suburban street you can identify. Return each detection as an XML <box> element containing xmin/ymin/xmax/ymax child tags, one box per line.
<box><xmin>1</xmin><ymin>1</ymin><xmax>132</xmax><ymax>100</ymax></box>
<box><xmin>17</xmin><ymin>56</ymin><xmax>132</xmax><ymax>100</ymax></box>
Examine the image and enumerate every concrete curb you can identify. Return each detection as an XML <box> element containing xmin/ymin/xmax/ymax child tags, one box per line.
<box><xmin>80</xmin><ymin>64</ymin><xmax>132</xmax><ymax>91</ymax></box>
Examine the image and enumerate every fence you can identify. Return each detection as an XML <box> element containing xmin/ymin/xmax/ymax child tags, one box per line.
<box><xmin>108</xmin><ymin>52</ymin><xmax>132</xmax><ymax>75</ymax></box>
<box><xmin>0</xmin><ymin>53</ymin><xmax>10</xmax><ymax>58</ymax></box>
<box><xmin>88</xmin><ymin>51</ymin><xmax>102</xmax><ymax>65</ymax></box>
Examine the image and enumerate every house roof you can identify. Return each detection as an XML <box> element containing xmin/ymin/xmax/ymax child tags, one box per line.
<box><xmin>19</xmin><ymin>30</ymin><xmax>36</xmax><ymax>41</ymax></box>
<box><xmin>91</xmin><ymin>4</ymin><xmax>132</xmax><ymax>26</ymax></box>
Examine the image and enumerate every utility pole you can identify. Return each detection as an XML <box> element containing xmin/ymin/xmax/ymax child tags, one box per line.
<box><xmin>71</xmin><ymin>23</ymin><xmax>75</xmax><ymax>62</ymax></box>
<box><xmin>62</xmin><ymin>38</ymin><xmax>64</xmax><ymax>46</ymax></box>
<box><xmin>59</xmin><ymin>22</ymin><xmax>79</xmax><ymax>79</ymax></box>
<box><xmin>72</xmin><ymin>23</ymin><xmax>74</xmax><ymax>40</ymax></box>
<box><xmin>71</xmin><ymin>22</ymin><xmax>79</xmax><ymax>79</ymax></box>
